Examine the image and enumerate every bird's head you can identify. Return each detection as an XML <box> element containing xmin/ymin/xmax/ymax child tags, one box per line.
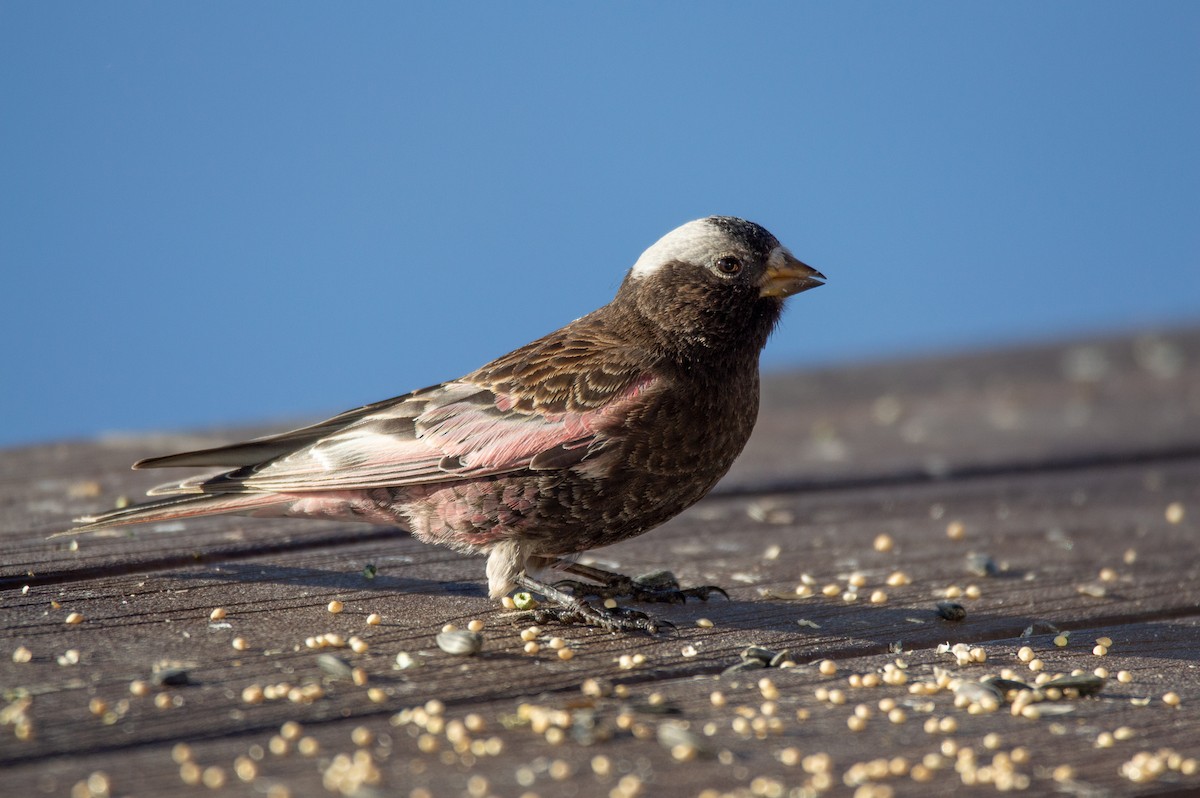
<box><xmin>617</xmin><ymin>216</ymin><xmax>825</xmax><ymax>358</ymax></box>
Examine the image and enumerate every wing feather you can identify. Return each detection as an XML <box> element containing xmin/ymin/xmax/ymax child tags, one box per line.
<box><xmin>151</xmin><ymin>375</ymin><xmax>655</xmax><ymax>496</ymax></box>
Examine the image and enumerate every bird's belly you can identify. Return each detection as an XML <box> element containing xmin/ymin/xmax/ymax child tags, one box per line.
<box><xmin>400</xmin><ymin>420</ymin><xmax>749</xmax><ymax>557</ymax></box>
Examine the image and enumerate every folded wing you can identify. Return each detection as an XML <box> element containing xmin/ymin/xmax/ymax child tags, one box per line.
<box><xmin>143</xmin><ymin>375</ymin><xmax>657</xmax><ymax>497</ymax></box>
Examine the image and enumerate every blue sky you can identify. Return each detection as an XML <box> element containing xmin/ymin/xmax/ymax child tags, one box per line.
<box><xmin>2</xmin><ymin>3</ymin><xmax>1197</xmax><ymax>448</ymax></box>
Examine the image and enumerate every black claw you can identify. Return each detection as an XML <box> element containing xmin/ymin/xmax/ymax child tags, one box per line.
<box><xmin>680</xmin><ymin>585</ymin><xmax>730</xmax><ymax>602</ymax></box>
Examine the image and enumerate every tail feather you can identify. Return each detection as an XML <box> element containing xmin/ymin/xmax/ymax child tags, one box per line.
<box><xmin>55</xmin><ymin>492</ymin><xmax>285</xmax><ymax>537</ymax></box>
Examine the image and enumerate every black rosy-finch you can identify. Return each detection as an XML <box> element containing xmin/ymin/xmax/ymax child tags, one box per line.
<box><xmin>68</xmin><ymin>217</ymin><xmax>825</xmax><ymax>631</ymax></box>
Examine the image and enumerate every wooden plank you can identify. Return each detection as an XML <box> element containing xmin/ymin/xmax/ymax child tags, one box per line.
<box><xmin>2</xmin><ymin>328</ymin><xmax>1199</xmax><ymax>796</ymax></box>
<box><xmin>3</xmin><ymin>459</ymin><xmax>1198</xmax><ymax>793</ymax></box>
<box><xmin>5</xmin><ymin>619</ymin><xmax>1198</xmax><ymax>796</ymax></box>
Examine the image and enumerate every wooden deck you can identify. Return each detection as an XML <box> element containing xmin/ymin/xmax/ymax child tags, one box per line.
<box><xmin>3</xmin><ymin>328</ymin><xmax>1199</xmax><ymax>797</ymax></box>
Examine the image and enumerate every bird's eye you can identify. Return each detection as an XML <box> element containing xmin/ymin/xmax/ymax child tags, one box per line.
<box><xmin>715</xmin><ymin>256</ymin><xmax>742</xmax><ymax>275</ymax></box>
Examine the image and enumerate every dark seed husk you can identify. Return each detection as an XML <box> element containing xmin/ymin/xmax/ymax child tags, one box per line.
<box><xmin>633</xmin><ymin>570</ymin><xmax>680</xmax><ymax>590</ymax></box>
<box><xmin>936</xmin><ymin>601</ymin><xmax>967</xmax><ymax>621</ymax></box>
<box><xmin>741</xmin><ymin>646</ymin><xmax>779</xmax><ymax>664</ymax></box>
<box><xmin>984</xmin><ymin>677</ymin><xmax>1034</xmax><ymax>694</ymax></box>
<box><xmin>722</xmin><ymin>660</ymin><xmax>767</xmax><ymax>677</ymax></box>
<box><xmin>152</xmin><ymin>667</ymin><xmax>191</xmax><ymax>687</ymax></box>
<box><xmin>1041</xmin><ymin>673</ymin><xmax>1105</xmax><ymax>696</ymax></box>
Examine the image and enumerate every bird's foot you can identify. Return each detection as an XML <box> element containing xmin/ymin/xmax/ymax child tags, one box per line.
<box><xmin>514</xmin><ymin>573</ymin><xmax>669</xmax><ymax>634</ymax></box>
<box><xmin>554</xmin><ymin>565</ymin><xmax>729</xmax><ymax>605</ymax></box>
<box><xmin>531</xmin><ymin>601</ymin><xmax>664</xmax><ymax>634</ymax></box>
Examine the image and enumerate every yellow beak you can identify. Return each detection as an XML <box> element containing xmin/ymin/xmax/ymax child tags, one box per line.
<box><xmin>759</xmin><ymin>250</ymin><xmax>826</xmax><ymax>298</ymax></box>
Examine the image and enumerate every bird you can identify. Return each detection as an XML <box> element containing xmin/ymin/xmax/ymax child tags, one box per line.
<box><xmin>67</xmin><ymin>216</ymin><xmax>825</xmax><ymax>632</ymax></box>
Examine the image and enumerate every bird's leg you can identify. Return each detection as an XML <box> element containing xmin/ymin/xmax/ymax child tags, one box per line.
<box><xmin>514</xmin><ymin>573</ymin><xmax>664</xmax><ymax>634</ymax></box>
<box><xmin>550</xmin><ymin>561</ymin><xmax>729</xmax><ymax>604</ymax></box>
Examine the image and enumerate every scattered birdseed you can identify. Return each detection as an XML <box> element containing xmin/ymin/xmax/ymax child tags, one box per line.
<box><xmin>557</xmin><ymin>647</ymin><xmax>575</xmax><ymax>661</ymax></box>
<box><xmin>512</xmin><ymin>592</ymin><xmax>538</xmax><ymax>610</ymax></box>
<box><xmin>1096</xmin><ymin>636</ymin><xmax>1113</xmax><ymax>647</ymax></box>
<box><xmin>327</xmin><ymin>600</ymin><xmax>344</xmax><ymax>614</ymax></box>
<box><xmin>1054</xmin><ymin>634</ymin><xmax>1070</xmax><ymax>647</ymax></box>
<box><xmin>350</xmin><ymin>726</ymin><xmax>374</xmax><ymax>747</ymax></box>
<box><xmin>366</xmin><ymin>613</ymin><xmax>382</xmax><ymax>626</ymax></box>
<box><xmin>201</xmin><ymin>766</ymin><xmax>226</xmax><ymax>789</ymax></box>
<box><xmin>65</xmin><ymin>612</ymin><xmax>84</xmax><ymax>625</ymax></box>
<box><xmin>886</xmin><ymin>570</ymin><xmax>911</xmax><ymax>586</ymax></box>
<box><xmin>943</xmin><ymin>585</ymin><xmax>963</xmax><ymax>599</ymax></box>
<box><xmin>1093</xmin><ymin>644</ymin><xmax>1109</xmax><ymax>657</ymax></box>
<box><xmin>467</xmin><ymin>619</ymin><xmax>484</xmax><ymax>632</ymax></box>
<box><xmin>847</xmin><ymin>715</ymin><xmax>867</xmax><ymax>731</ymax></box>
<box><xmin>873</xmin><ymin>533</ymin><xmax>894</xmax><ymax>552</ymax></box>
<box><xmin>524</xmin><ymin>641</ymin><xmax>540</xmax><ymax>655</ymax></box>
<box><xmin>1017</xmin><ymin>646</ymin><xmax>1035</xmax><ymax>662</ymax></box>
<box><xmin>964</xmin><ymin>584</ymin><xmax>982</xmax><ymax>599</ymax></box>
<box><xmin>946</xmin><ymin>521</ymin><xmax>966</xmax><ymax>540</ymax></box>
<box><xmin>500</xmin><ymin>596</ymin><xmax>517</xmax><ymax>610</ymax></box>
<box><xmin>1117</xmin><ymin>670</ymin><xmax>1132</xmax><ymax>683</ymax></box>
<box><xmin>1165</xmin><ymin>502</ymin><xmax>1185</xmax><ymax>524</ymax></box>
<box><xmin>1163</xmin><ymin>691</ymin><xmax>1181</xmax><ymax>707</ymax></box>
<box><xmin>12</xmin><ymin>646</ymin><xmax>32</xmax><ymax>664</ymax></box>
<box><xmin>696</xmin><ymin>618</ymin><xmax>714</xmax><ymax>628</ymax></box>
<box><xmin>349</xmin><ymin>636</ymin><xmax>368</xmax><ymax>654</ymax></box>
<box><xmin>818</xmin><ymin>659</ymin><xmax>837</xmax><ymax>676</ymax></box>
<box><xmin>178</xmin><ymin>762</ymin><xmax>201</xmax><ymax>786</ymax></box>
<box><xmin>234</xmin><ymin>756</ymin><xmax>257</xmax><ymax>782</ymax></box>
<box><xmin>870</xmin><ymin>590</ymin><xmax>888</xmax><ymax>604</ymax></box>
<box><xmin>232</xmin><ymin>637</ymin><xmax>249</xmax><ymax>651</ymax></box>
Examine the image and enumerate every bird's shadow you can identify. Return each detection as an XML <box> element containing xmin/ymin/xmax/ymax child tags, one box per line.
<box><xmin>170</xmin><ymin>560</ymin><xmax>486</xmax><ymax>599</ymax></box>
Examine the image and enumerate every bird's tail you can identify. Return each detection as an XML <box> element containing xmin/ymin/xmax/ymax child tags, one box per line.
<box><xmin>54</xmin><ymin>492</ymin><xmax>285</xmax><ymax>538</ymax></box>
